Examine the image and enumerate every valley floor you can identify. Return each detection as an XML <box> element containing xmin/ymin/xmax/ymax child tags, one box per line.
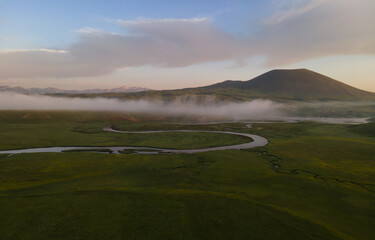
<box><xmin>0</xmin><ymin>111</ymin><xmax>374</xmax><ymax>240</ymax></box>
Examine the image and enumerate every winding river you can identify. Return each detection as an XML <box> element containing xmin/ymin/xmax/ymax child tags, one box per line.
<box><xmin>0</xmin><ymin>126</ymin><xmax>268</xmax><ymax>155</ymax></box>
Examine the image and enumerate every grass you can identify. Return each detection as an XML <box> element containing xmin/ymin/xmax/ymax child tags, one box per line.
<box><xmin>350</xmin><ymin>121</ymin><xmax>375</xmax><ymax>137</ymax></box>
<box><xmin>0</xmin><ymin>111</ymin><xmax>249</xmax><ymax>151</ymax></box>
<box><xmin>0</xmin><ymin>111</ymin><xmax>374</xmax><ymax>239</ymax></box>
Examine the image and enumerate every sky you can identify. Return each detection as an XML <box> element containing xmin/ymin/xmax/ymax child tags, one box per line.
<box><xmin>0</xmin><ymin>0</ymin><xmax>374</xmax><ymax>91</ymax></box>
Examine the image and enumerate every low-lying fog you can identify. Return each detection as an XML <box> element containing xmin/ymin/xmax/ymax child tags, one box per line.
<box><xmin>0</xmin><ymin>92</ymin><xmax>282</xmax><ymax>120</ymax></box>
<box><xmin>1</xmin><ymin>93</ymin><xmax>371</xmax><ymax>124</ymax></box>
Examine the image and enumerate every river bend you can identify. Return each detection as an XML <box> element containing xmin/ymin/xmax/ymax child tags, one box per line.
<box><xmin>0</xmin><ymin>126</ymin><xmax>268</xmax><ymax>155</ymax></box>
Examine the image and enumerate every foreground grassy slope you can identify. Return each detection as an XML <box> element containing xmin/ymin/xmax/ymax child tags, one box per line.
<box><xmin>0</xmin><ymin>111</ymin><xmax>374</xmax><ymax>239</ymax></box>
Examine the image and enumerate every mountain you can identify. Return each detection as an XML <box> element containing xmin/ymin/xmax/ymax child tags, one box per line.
<box><xmin>203</xmin><ymin>69</ymin><xmax>375</xmax><ymax>100</ymax></box>
<box><xmin>43</xmin><ymin>69</ymin><xmax>375</xmax><ymax>102</ymax></box>
<box><xmin>0</xmin><ymin>86</ymin><xmax>151</xmax><ymax>94</ymax></box>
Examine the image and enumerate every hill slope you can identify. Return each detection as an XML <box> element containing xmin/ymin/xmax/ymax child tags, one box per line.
<box><xmin>205</xmin><ymin>69</ymin><xmax>375</xmax><ymax>100</ymax></box>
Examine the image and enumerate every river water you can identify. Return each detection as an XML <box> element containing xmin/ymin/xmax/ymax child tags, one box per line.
<box><xmin>0</xmin><ymin>126</ymin><xmax>269</xmax><ymax>155</ymax></box>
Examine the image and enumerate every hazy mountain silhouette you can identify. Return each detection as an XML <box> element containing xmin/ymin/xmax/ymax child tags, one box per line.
<box><xmin>45</xmin><ymin>69</ymin><xmax>375</xmax><ymax>101</ymax></box>
<box><xmin>203</xmin><ymin>69</ymin><xmax>375</xmax><ymax>100</ymax></box>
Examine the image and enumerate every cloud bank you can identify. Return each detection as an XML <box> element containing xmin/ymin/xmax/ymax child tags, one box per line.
<box><xmin>0</xmin><ymin>18</ymin><xmax>248</xmax><ymax>79</ymax></box>
<box><xmin>257</xmin><ymin>0</ymin><xmax>375</xmax><ymax>66</ymax></box>
<box><xmin>0</xmin><ymin>93</ymin><xmax>282</xmax><ymax>120</ymax></box>
<box><xmin>0</xmin><ymin>0</ymin><xmax>374</xmax><ymax>79</ymax></box>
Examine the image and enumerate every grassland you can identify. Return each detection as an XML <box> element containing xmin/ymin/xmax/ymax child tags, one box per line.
<box><xmin>0</xmin><ymin>111</ymin><xmax>374</xmax><ymax>240</ymax></box>
<box><xmin>0</xmin><ymin>111</ymin><xmax>248</xmax><ymax>151</ymax></box>
<box><xmin>351</xmin><ymin>121</ymin><xmax>375</xmax><ymax>137</ymax></box>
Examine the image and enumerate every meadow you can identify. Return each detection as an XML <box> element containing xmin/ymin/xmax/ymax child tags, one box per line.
<box><xmin>0</xmin><ymin>111</ymin><xmax>374</xmax><ymax>240</ymax></box>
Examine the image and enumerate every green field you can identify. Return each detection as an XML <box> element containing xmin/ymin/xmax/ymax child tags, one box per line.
<box><xmin>0</xmin><ymin>111</ymin><xmax>249</xmax><ymax>151</ymax></box>
<box><xmin>0</xmin><ymin>111</ymin><xmax>374</xmax><ymax>240</ymax></box>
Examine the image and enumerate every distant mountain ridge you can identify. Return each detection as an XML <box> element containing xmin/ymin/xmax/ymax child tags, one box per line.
<box><xmin>0</xmin><ymin>86</ymin><xmax>151</xmax><ymax>94</ymax></box>
<box><xmin>22</xmin><ymin>69</ymin><xmax>375</xmax><ymax>102</ymax></box>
